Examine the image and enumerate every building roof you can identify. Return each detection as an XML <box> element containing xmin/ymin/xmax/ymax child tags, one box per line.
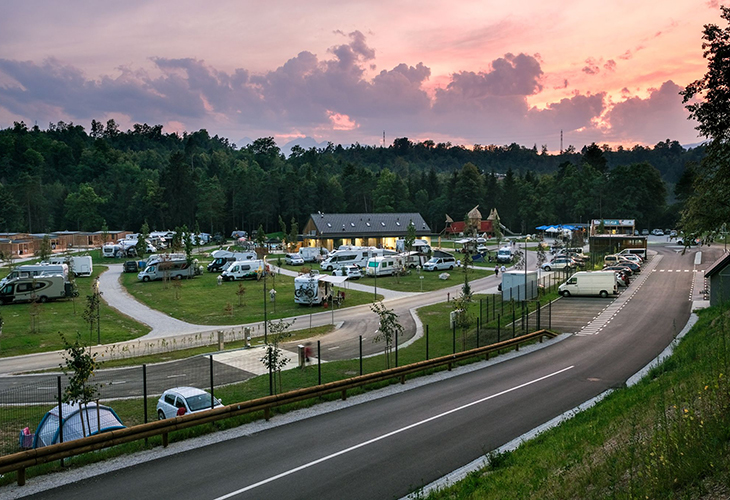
<box><xmin>308</xmin><ymin>213</ymin><xmax>430</xmax><ymax>237</ymax></box>
<box><xmin>705</xmin><ymin>251</ymin><xmax>730</xmax><ymax>278</ymax></box>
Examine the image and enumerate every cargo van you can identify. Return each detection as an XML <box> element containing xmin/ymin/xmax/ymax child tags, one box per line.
<box><xmin>559</xmin><ymin>271</ymin><xmax>617</xmax><ymax>298</ymax></box>
<box><xmin>220</xmin><ymin>260</ymin><xmax>268</xmax><ymax>281</ymax></box>
<box><xmin>137</xmin><ymin>259</ymin><xmax>201</xmax><ymax>282</ymax></box>
<box><xmin>0</xmin><ymin>275</ymin><xmax>73</xmax><ymax>304</ymax></box>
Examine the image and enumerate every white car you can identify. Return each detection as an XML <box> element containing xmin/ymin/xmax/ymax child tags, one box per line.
<box><xmin>620</xmin><ymin>254</ymin><xmax>643</xmax><ymax>265</ymax></box>
<box><xmin>156</xmin><ymin>387</ymin><xmax>223</xmax><ymax>419</ymax></box>
<box><xmin>541</xmin><ymin>258</ymin><xmax>575</xmax><ymax>272</ymax></box>
<box><xmin>285</xmin><ymin>253</ymin><xmax>305</xmax><ymax>266</ymax></box>
<box><xmin>333</xmin><ymin>265</ymin><xmax>362</xmax><ymax>280</ymax></box>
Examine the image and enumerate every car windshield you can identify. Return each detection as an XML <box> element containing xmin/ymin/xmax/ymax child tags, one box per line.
<box><xmin>185</xmin><ymin>393</ymin><xmax>219</xmax><ymax>411</ymax></box>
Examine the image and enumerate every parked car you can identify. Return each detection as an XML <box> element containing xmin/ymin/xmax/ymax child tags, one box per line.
<box><xmin>156</xmin><ymin>387</ymin><xmax>223</xmax><ymax>420</ymax></box>
<box><xmin>617</xmin><ymin>260</ymin><xmax>641</xmax><ymax>273</ymax></box>
<box><xmin>123</xmin><ymin>261</ymin><xmax>139</xmax><ymax>273</ymax></box>
<box><xmin>541</xmin><ymin>258</ymin><xmax>575</xmax><ymax>272</ymax></box>
<box><xmin>423</xmin><ymin>256</ymin><xmax>456</xmax><ymax>271</ymax></box>
<box><xmin>651</xmin><ymin>229</ymin><xmax>664</xmax><ymax>236</ymax></box>
<box><xmin>285</xmin><ymin>253</ymin><xmax>305</xmax><ymax>266</ymax></box>
<box><xmin>619</xmin><ymin>254</ymin><xmax>643</xmax><ymax>265</ymax></box>
<box><xmin>615</xmin><ymin>272</ymin><xmax>629</xmax><ymax>287</ymax></box>
<box><xmin>332</xmin><ymin>265</ymin><xmax>362</xmax><ymax>280</ymax></box>
<box><xmin>603</xmin><ymin>265</ymin><xmax>634</xmax><ymax>276</ymax></box>
<box><xmin>641</xmin><ymin>229</ymin><xmax>650</xmax><ymax>235</ymax></box>
<box><xmin>677</xmin><ymin>237</ymin><xmax>699</xmax><ymax>246</ymax></box>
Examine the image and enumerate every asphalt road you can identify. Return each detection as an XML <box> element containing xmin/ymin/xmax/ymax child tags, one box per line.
<box><xmin>16</xmin><ymin>243</ymin><xmax>719</xmax><ymax>500</ymax></box>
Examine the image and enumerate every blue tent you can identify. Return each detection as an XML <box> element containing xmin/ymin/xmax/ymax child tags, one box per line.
<box><xmin>535</xmin><ymin>225</ymin><xmax>549</xmax><ymax>230</ymax></box>
<box><xmin>33</xmin><ymin>402</ymin><xmax>125</xmax><ymax>448</ymax></box>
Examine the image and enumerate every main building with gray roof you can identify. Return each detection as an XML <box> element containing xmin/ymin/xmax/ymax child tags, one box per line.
<box><xmin>302</xmin><ymin>213</ymin><xmax>431</xmax><ymax>250</ymax></box>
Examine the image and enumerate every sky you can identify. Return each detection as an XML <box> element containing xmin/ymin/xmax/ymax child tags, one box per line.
<box><xmin>0</xmin><ymin>1</ymin><xmax>721</xmax><ymax>151</ymax></box>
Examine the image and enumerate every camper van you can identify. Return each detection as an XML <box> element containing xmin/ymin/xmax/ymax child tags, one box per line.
<box><xmin>137</xmin><ymin>258</ymin><xmax>201</xmax><ymax>282</ymax></box>
<box><xmin>559</xmin><ymin>271</ymin><xmax>618</xmax><ymax>298</ymax></box>
<box><xmin>294</xmin><ymin>272</ymin><xmax>334</xmax><ymax>305</ymax></box>
<box><xmin>219</xmin><ymin>260</ymin><xmax>268</xmax><ymax>281</ymax></box>
<box><xmin>102</xmin><ymin>240</ymin><xmax>138</xmax><ymax>258</ymax></box>
<box><xmin>365</xmin><ymin>255</ymin><xmax>405</xmax><ymax>277</ymax></box>
<box><xmin>0</xmin><ymin>263</ymin><xmax>68</xmax><ymax>288</ymax></box>
<box><xmin>207</xmin><ymin>249</ymin><xmax>257</xmax><ymax>272</ymax></box>
<box><xmin>47</xmin><ymin>256</ymin><xmax>93</xmax><ymax>277</ymax></box>
<box><xmin>395</xmin><ymin>239</ymin><xmax>431</xmax><ymax>255</ymax></box>
<box><xmin>144</xmin><ymin>253</ymin><xmax>187</xmax><ymax>267</ymax></box>
<box><xmin>0</xmin><ymin>275</ymin><xmax>74</xmax><ymax>304</ymax></box>
<box><xmin>320</xmin><ymin>246</ymin><xmax>394</xmax><ymax>272</ymax></box>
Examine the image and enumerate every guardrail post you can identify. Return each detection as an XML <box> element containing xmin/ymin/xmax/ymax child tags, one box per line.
<box><xmin>17</xmin><ymin>467</ymin><xmax>25</xmax><ymax>486</ymax></box>
<box><xmin>162</xmin><ymin>432</ymin><xmax>169</xmax><ymax>447</ymax></box>
<box><xmin>359</xmin><ymin>335</ymin><xmax>363</xmax><ymax>376</ymax></box>
<box><xmin>318</xmin><ymin>340</ymin><xmax>322</xmax><ymax>386</ymax></box>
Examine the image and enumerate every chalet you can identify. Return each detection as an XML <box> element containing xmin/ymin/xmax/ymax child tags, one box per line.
<box><xmin>301</xmin><ymin>213</ymin><xmax>431</xmax><ymax>251</ymax></box>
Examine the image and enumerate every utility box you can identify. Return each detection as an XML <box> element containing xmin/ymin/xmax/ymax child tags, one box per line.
<box><xmin>501</xmin><ymin>270</ymin><xmax>538</xmax><ymax>302</ymax></box>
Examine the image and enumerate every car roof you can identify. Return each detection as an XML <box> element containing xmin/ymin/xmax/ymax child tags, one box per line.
<box><xmin>163</xmin><ymin>386</ymin><xmax>209</xmax><ymax>398</ymax></box>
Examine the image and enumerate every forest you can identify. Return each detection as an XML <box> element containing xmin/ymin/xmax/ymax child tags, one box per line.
<box><xmin>0</xmin><ymin>119</ymin><xmax>704</xmax><ymax>237</ymax></box>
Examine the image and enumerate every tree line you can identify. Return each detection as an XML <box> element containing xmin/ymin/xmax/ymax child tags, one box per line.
<box><xmin>0</xmin><ymin>119</ymin><xmax>703</xmax><ymax>237</ymax></box>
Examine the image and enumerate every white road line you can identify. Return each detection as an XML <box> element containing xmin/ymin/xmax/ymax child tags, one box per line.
<box><xmin>212</xmin><ymin>365</ymin><xmax>576</xmax><ymax>500</ymax></box>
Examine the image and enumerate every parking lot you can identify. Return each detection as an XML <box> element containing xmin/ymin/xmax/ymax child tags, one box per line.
<box><xmin>540</xmin><ymin>295</ymin><xmax>617</xmax><ymax>334</ymax></box>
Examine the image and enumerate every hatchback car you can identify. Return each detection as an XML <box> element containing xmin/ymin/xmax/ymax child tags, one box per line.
<box><xmin>157</xmin><ymin>386</ymin><xmax>223</xmax><ymax>419</ymax></box>
<box><xmin>603</xmin><ymin>265</ymin><xmax>633</xmax><ymax>276</ymax></box>
<box><xmin>332</xmin><ymin>265</ymin><xmax>362</xmax><ymax>280</ymax></box>
<box><xmin>285</xmin><ymin>253</ymin><xmax>305</xmax><ymax>266</ymax></box>
<box><xmin>541</xmin><ymin>258</ymin><xmax>575</xmax><ymax>272</ymax></box>
<box><xmin>618</xmin><ymin>260</ymin><xmax>641</xmax><ymax>273</ymax></box>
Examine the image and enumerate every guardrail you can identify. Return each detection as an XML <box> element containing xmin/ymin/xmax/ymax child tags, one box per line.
<box><xmin>0</xmin><ymin>329</ymin><xmax>558</xmax><ymax>486</ymax></box>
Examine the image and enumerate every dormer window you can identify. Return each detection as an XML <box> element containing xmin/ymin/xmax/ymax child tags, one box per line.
<box><xmin>327</xmin><ymin>223</ymin><xmax>332</xmax><ymax>228</ymax></box>
<box><xmin>350</xmin><ymin>222</ymin><xmax>355</xmax><ymax>227</ymax></box>
<box><xmin>381</xmin><ymin>222</ymin><xmax>386</xmax><ymax>227</ymax></box>
<box><xmin>366</xmin><ymin>222</ymin><xmax>371</xmax><ymax>227</ymax></box>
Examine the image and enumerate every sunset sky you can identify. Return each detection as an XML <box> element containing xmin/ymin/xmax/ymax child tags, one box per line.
<box><xmin>0</xmin><ymin>1</ymin><xmax>720</xmax><ymax>151</ymax></box>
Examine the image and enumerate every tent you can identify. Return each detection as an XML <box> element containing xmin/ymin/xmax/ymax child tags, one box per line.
<box><xmin>33</xmin><ymin>402</ymin><xmax>125</xmax><ymax>448</ymax></box>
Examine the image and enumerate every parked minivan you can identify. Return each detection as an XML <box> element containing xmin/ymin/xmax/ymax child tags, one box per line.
<box><xmin>603</xmin><ymin>254</ymin><xmax>622</xmax><ymax>266</ymax></box>
<box><xmin>423</xmin><ymin>255</ymin><xmax>456</xmax><ymax>271</ymax></box>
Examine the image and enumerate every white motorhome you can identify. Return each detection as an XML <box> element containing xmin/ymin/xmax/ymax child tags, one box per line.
<box><xmin>207</xmin><ymin>249</ymin><xmax>257</xmax><ymax>272</ymax></box>
<box><xmin>102</xmin><ymin>239</ymin><xmax>140</xmax><ymax>258</ymax></box>
<box><xmin>47</xmin><ymin>256</ymin><xmax>93</xmax><ymax>277</ymax></box>
<box><xmin>320</xmin><ymin>246</ymin><xmax>394</xmax><ymax>272</ymax></box>
<box><xmin>365</xmin><ymin>255</ymin><xmax>405</xmax><ymax>277</ymax></box>
<box><xmin>144</xmin><ymin>253</ymin><xmax>187</xmax><ymax>267</ymax></box>
<box><xmin>395</xmin><ymin>239</ymin><xmax>431</xmax><ymax>255</ymax></box>
<box><xmin>220</xmin><ymin>260</ymin><xmax>268</xmax><ymax>281</ymax></box>
<box><xmin>0</xmin><ymin>263</ymin><xmax>68</xmax><ymax>288</ymax></box>
<box><xmin>559</xmin><ymin>271</ymin><xmax>618</xmax><ymax>298</ymax></box>
<box><xmin>299</xmin><ymin>247</ymin><xmax>329</xmax><ymax>263</ymax></box>
<box><xmin>293</xmin><ymin>271</ymin><xmax>344</xmax><ymax>305</ymax></box>
<box><xmin>137</xmin><ymin>258</ymin><xmax>201</xmax><ymax>282</ymax></box>
<box><xmin>0</xmin><ymin>275</ymin><xmax>73</xmax><ymax>304</ymax></box>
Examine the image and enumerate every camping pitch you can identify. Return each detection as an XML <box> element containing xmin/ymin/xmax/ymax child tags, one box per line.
<box><xmin>32</xmin><ymin>402</ymin><xmax>125</xmax><ymax>448</ymax></box>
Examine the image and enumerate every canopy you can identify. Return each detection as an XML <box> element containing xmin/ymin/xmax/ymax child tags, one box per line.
<box><xmin>318</xmin><ymin>275</ymin><xmax>349</xmax><ymax>285</ymax></box>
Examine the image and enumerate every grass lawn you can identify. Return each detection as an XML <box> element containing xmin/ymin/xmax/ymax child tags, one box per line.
<box><xmin>0</xmin><ymin>266</ymin><xmax>150</xmax><ymax>358</ymax></box>
<box><xmin>119</xmin><ymin>269</ymin><xmax>379</xmax><ymax>325</ymax></box>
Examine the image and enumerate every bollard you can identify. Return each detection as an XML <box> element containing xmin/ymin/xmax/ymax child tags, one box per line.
<box><xmin>298</xmin><ymin>345</ymin><xmax>306</xmax><ymax>369</ymax></box>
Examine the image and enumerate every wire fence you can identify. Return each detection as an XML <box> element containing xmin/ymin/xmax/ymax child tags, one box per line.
<box><xmin>0</xmin><ymin>276</ymin><xmax>570</xmax><ymax>458</ymax></box>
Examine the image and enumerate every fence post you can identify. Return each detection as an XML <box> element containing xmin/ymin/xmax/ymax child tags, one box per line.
<box><xmin>537</xmin><ymin>300</ymin><xmax>541</xmax><ymax>330</ymax></box>
<box><xmin>359</xmin><ymin>335</ymin><xmax>363</xmax><ymax>376</ymax></box>
<box><xmin>426</xmin><ymin>324</ymin><xmax>429</xmax><ymax>360</ymax></box>
<box><xmin>268</xmin><ymin>349</ymin><xmax>274</xmax><ymax>396</ymax></box>
<box><xmin>395</xmin><ymin>326</ymin><xmax>399</xmax><ymax>368</ymax></box>
<box><xmin>57</xmin><ymin>375</ymin><xmax>64</xmax><ymax>468</ymax></box>
<box><xmin>549</xmin><ymin>299</ymin><xmax>552</xmax><ymax>330</ymax></box>
<box><xmin>143</xmin><ymin>364</ymin><xmax>148</xmax><ymax>424</ymax></box>
<box><xmin>476</xmin><ymin>316</ymin><xmax>480</xmax><ymax>348</ymax></box>
<box><xmin>512</xmin><ymin>309</ymin><xmax>516</xmax><ymax>338</ymax></box>
<box><xmin>480</xmin><ymin>298</ymin><xmax>483</xmax><ymax>326</ymax></box>
<box><xmin>452</xmin><ymin>321</ymin><xmax>456</xmax><ymax>354</ymax></box>
<box><xmin>209</xmin><ymin>355</ymin><xmax>215</xmax><ymax>410</ymax></box>
<box><xmin>498</xmin><ymin>315</ymin><xmax>501</xmax><ymax>342</ymax></box>
<box><xmin>318</xmin><ymin>340</ymin><xmax>322</xmax><ymax>386</ymax></box>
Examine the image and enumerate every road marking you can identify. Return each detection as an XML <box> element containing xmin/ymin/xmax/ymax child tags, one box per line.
<box><xmin>212</xmin><ymin>365</ymin><xmax>576</xmax><ymax>500</ymax></box>
<box><xmin>166</xmin><ymin>374</ymin><xmax>187</xmax><ymax>378</ymax></box>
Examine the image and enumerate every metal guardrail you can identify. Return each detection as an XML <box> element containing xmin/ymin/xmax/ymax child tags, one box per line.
<box><xmin>0</xmin><ymin>329</ymin><xmax>558</xmax><ymax>486</ymax></box>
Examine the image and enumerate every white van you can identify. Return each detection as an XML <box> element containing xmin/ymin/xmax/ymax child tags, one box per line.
<box><xmin>618</xmin><ymin>248</ymin><xmax>647</xmax><ymax>260</ymax></box>
<box><xmin>206</xmin><ymin>249</ymin><xmax>257</xmax><ymax>272</ymax></box>
<box><xmin>559</xmin><ymin>271</ymin><xmax>617</xmax><ymax>298</ymax></box>
<box><xmin>496</xmin><ymin>247</ymin><xmax>513</xmax><ymax>263</ymax></box>
<box><xmin>320</xmin><ymin>247</ymin><xmax>393</xmax><ymax>271</ymax></box>
<box><xmin>220</xmin><ymin>260</ymin><xmax>268</xmax><ymax>281</ymax></box>
<box><xmin>423</xmin><ymin>255</ymin><xmax>456</xmax><ymax>271</ymax></box>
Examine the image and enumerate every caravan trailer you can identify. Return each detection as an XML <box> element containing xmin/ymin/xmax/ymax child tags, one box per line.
<box><xmin>137</xmin><ymin>258</ymin><xmax>201</xmax><ymax>282</ymax></box>
<box><xmin>365</xmin><ymin>255</ymin><xmax>405</xmax><ymax>277</ymax></box>
<box><xmin>47</xmin><ymin>256</ymin><xmax>92</xmax><ymax>277</ymax></box>
<box><xmin>0</xmin><ymin>275</ymin><xmax>73</xmax><ymax>304</ymax></box>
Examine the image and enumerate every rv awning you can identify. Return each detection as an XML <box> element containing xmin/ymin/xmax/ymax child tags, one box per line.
<box><xmin>318</xmin><ymin>275</ymin><xmax>349</xmax><ymax>285</ymax></box>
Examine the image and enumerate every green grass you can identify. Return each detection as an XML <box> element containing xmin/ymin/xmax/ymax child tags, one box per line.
<box><xmin>118</xmin><ymin>268</ymin><xmax>379</xmax><ymax>325</ymax></box>
<box><xmin>423</xmin><ymin>305</ymin><xmax>730</xmax><ymax>499</ymax></box>
<box><xmin>0</xmin><ymin>266</ymin><xmax>150</xmax><ymax>358</ymax></box>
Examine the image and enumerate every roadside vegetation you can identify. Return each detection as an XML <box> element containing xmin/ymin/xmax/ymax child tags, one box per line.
<box><xmin>423</xmin><ymin>304</ymin><xmax>730</xmax><ymax>499</ymax></box>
